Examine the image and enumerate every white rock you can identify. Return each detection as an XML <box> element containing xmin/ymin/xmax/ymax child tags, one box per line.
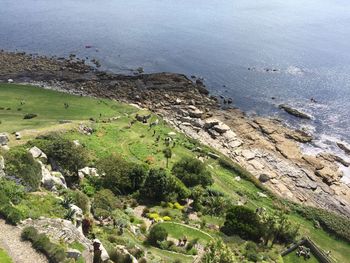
<box><xmin>0</xmin><ymin>133</ymin><xmax>9</xmax><ymax>146</ymax></box>
<box><xmin>7</xmin><ymin>79</ymin><xmax>14</xmax><ymax>83</ymax></box>
<box><xmin>257</xmin><ymin>192</ymin><xmax>268</xmax><ymax>198</ymax></box>
<box><xmin>29</xmin><ymin>146</ymin><xmax>47</xmax><ymax>161</ymax></box>
<box><xmin>15</xmin><ymin>132</ymin><xmax>22</xmax><ymax>140</ymax></box>
<box><xmin>78</xmin><ymin>167</ymin><xmax>99</xmax><ymax>179</ymax></box>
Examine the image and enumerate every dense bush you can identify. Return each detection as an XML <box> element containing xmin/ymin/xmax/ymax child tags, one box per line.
<box><xmin>0</xmin><ymin>204</ymin><xmax>23</xmax><ymax>225</ymax></box>
<box><xmin>141</xmin><ymin>168</ymin><xmax>190</xmax><ymax>202</ymax></box>
<box><xmin>4</xmin><ymin>148</ymin><xmax>42</xmax><ymax>191</ymax></box>
<box><xmin>97</xmin><ymin>154</ymin><xmax>148</xmax><ymax>195</ymax></box>
<box><xmin>23</xmin><ymin>113</ymin><xmax>38</xmax><ymax>119</ymax></box>
<box><xmin>92</xmin><ymin>189</ymin><xmax>120</xmax><ymax>218</ymax></box>
<box><xmin>172</xmin><ymin>157</ymin><xmax>213</xmax><ymax>187</ymax></box>
<box><xmin>221</xmin><ymin>206</ymin><xmax>263</xmax><ymax>242</ymax></box>
<box><xmin>21</xmin><ymin>226</ymin><xmax>66</xmax><ymax>263</ymax></box>
<box><xmin>293</xmin><ymin>204</ymin><xmax>350</xmax><ymax>242</ymax></box>
<box><xmin>148</xmin><ymin>224</ymin><xmax>168</xmax><ymax>247</ymax></box>
<box><xmin>30</xmin><ymin>134</ymin><xmax>89</xmax><ymax>177</ymax></box>
<box><xmin>201</xmin><ymin>239</ymin><xmax>236</xmax><ymax>263</ymax></box>
<box><xmin>0</xmin><ymin>178</ymin><xmax>26</xmax><ymax>205</ymax></box>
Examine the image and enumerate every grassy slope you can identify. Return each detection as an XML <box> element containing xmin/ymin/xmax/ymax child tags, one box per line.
<box><xmin>0</xmin><ymin>83</ymin><xmax>135</xmax><ymax>133</ymax></box>
<box><xmin>0</xmin><ymin>248</ymin><xmax>12</xmax><ymax>263</ymax></box>
<box><xmin>1</xmin><ymin>84</ymin><xmax>349</xmax><ymax>262</ymax></box>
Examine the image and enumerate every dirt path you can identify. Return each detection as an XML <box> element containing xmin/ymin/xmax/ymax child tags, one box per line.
<box><xmin>0</xmin><ymin>219</ymin><xmax>48</xmax><ymax>263</ymax></box>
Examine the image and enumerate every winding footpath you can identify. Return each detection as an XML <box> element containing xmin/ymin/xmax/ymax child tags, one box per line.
<box><xmin>0</xmin><ymin>219</ymin><xmax>48</xmax><ymax>263</ymax></box>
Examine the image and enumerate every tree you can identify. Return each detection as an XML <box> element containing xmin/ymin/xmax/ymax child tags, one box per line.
<box><xmin>98</xmin><ymin>154</ymin><xmax>148</xmax><ymax>195</ymax></box>
<box><xmin>221</xmin><ymin>206</ymin><xmax>263</xmax><ymax>242</ymax></box>
<box><xmin>163</xmin><ymin>148</ymin><xmax>172</xmax><ymax>168</ymax></box>
<box><xmin>97</xmin><ymin>154</ymin><xmax>131</xmax><ymax>195</ymax></box>
<box><xmin>172</xmin><ymin>157</ymin><xmax>213</xmax><ymax>187</ymax></box>
<box><xmin>141</xmin><ymin>168</ymin><xmax>189</xmax><ymax>202</ymax></box>
<box><xmin>148</xmin><ymin>225</ymin><xmax>168</xmax><ymax>247</ymax></box>
<box><xmin>201</xmin><ymin>239</ymin><xmax>237</xmax><ymax>263</ymax></box>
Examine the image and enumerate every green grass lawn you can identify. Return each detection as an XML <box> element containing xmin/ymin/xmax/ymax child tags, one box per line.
<box><xmin>157</xmin><ymin>222</ymin><xmax>213</xmax><ymax>245</ymax></box>
<box><xmin>0</xmin><ymin>83</ymin><xmax>136</xmax><ymax>133</ymax></box>
<box><xmin>0</xmin><ymin>248</ymin><xmax>12</xmax><ymax>263</ymax></box>
<box><xmin>283</xmin><ymin>251</ymin><xmax>320</xmax><ymax>263</ymax></box>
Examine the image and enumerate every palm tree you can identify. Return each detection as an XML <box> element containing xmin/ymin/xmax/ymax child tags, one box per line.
<box><xmin>163</xmin><ymin>148</ymin><xmax>172</xmax><ymax>168</ymax></box>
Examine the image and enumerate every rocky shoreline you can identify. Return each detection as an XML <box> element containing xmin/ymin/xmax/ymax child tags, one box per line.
<box><xmin>1</xmin><ymin>50</ymin><xmax>349</xmax><ymax>218</ymax></box>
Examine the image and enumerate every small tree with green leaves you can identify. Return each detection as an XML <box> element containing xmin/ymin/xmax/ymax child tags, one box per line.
<box><xmin>163</xmin><ymin>148</ymin><xmax>172</xmax><ymax>168</ymax></box>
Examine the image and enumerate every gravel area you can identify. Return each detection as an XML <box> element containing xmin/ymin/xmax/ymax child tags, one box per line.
<box><xmin>0</xmin><ymin>219</ymin><xmax>48</xmax><ymax>263</ymax></box>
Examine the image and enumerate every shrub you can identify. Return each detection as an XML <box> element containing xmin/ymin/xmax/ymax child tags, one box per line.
<box><xmin>141</xmin><ymin>168</ymin><xmax>190</xmax><ymax>202</ymax></box>
<box><xmin>98</xmin><ymin>154</ymin><xmax>148</xmax><ymax>195</ymax></box>
<box><xmin>0</xmin><ymin>178</ymin><xmax>26</xmax><ymax>205</ymax></box>
<box><xmin>148</xmin><ymin>225</ymin><xmax>168</xmax><ymax>247</ymax></box>
<box><xmin>92</xmin><ymin>189</ymin><xmax>120</xmax><ymax>218</ymax></box>
<box><xmin>201</xmin><ymin>239</ymin><xmax>236</xmax><ymax>263</ymax></box>
<box><xmin>221</xmin><ymin>206</ymin><xmax>263</xmax><ymax>242</ymax></box>
<box><xmin>23</xmin><ymin>113</ymin><xmax>37</xmax><ymax>119</ymax></box>
<box><xmin>4</xmin><ymin>147</ymin><xmax>42</xmax><ymax>191</ymax></box>
<box><xmin>162</xmin><ymin>216</ymin><xmax>171</xmax><ymax>221</ymax></box>
<box><xmin>21</xmin><ymin>226</ymin><xmax>66</xmax><ymax>263</ymax></box>
<box><xmin>172</xmin><ymin>157</ymin><xmax>213</xmax><ymax>187</ymax></box>
<box><xmin>0</xmin><ymin>204</ymin><xmax>23</xmax><ymax>225</ymax></box>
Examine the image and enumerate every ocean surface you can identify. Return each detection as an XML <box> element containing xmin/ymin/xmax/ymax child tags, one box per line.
<box><xmin>1</xmin><ymin>0</ymin><xmax>350</xmax><ymax>179</ymax></box>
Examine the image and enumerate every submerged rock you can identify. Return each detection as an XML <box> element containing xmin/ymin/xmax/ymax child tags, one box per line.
<box><xmin>279</xmin><ymin>104</ymin><xmax>311</xmax><ymax>119</ymax></box>
<box><xmin>337</xmin><ymin>142</ymin><xmax>350</xmax><ymax>155</ymax></box>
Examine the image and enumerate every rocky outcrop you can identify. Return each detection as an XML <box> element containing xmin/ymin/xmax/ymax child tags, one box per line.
<box><xmin>21</xmin><ymin>218</ymin><xmax>93</xmax><ymax>263</ymax></box>
<box><xmin>29</xmin><ymin>147</ymin><xmax>67</xmax><ymax>190</ymax></box>
<box><xmin>160</xmin><ymin>106</ymin><xmax>350</xmax><ymax>218</ymax></box>
<box><xmin>279</xmin><ymin>104</ymin><xmax>312</xmax><ymax>119</ymax></box>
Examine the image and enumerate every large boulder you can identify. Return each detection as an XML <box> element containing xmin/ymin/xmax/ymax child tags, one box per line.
<box><xmin>315</xmin><ymin>167</ymin><xmax>342</xmax><ymax>185</ymax></box>
<box><xmin>29</xmin><ymin>146</ymin><xmax>48</xmax><ymax>163</ymax></box>
<box><xmin>69</xmin><ymin>204</ymin><xmax>83</xmax><ymax>222</ymax></box>
<box><xmin>93</xmin><ymin>239</ymin><xmax>110</xmax><ymax>262</ymax></box>
<box><xmin>0</xmin><ymin>133</ymin><xmax>9</xmax><ymax>146</ymax></box>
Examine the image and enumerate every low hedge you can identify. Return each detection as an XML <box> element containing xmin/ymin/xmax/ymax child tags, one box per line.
<box><xmin>21</xmin><ymin>226</ymin><xmax>66</xmax><ymax>263</ymax></box>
